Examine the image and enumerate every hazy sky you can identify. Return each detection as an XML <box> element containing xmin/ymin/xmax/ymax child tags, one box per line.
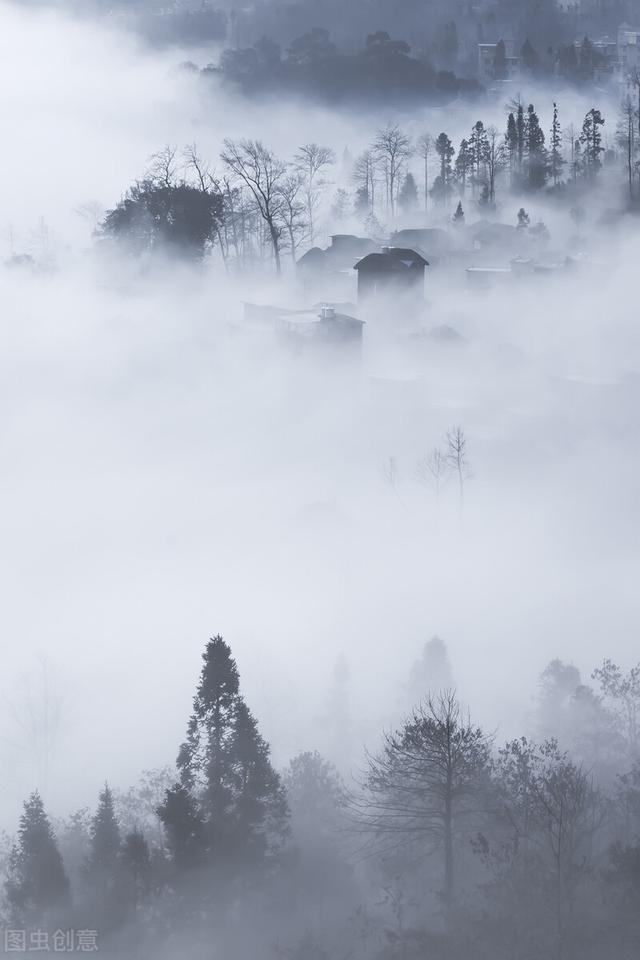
<box><xmin>0</xmin><ymin>0</ymin><xmax>639</xmax><ymax>829</ymax></box>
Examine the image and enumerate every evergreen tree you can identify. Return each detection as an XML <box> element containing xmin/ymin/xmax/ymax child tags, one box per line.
<box><xmin>120</xmin><ymin>828</ymin><xmax>151</xmax><ymax>913</ymax></box>
<box><xmin>516</xmin><ymin>104</ymin><xmax>526</xmax><ymax>172</ymax></box>
<box><xmin>157</xmin><ymin>782</ymin><xmax>205</xmax><ymax>871</ymax></box>
<box><xmin>159</xmin><ymin>636</ymin><xmax>288</xmax><ymax>874</ymax></box>
<box><xmin>550</xmin><ymin>102</ymin><xmax>565</xmax><ymax>186</ymax></box>
<box><xmin>525</xmin><ymin>104</ymin><xmax>548</xmax><ymax>190</ymax></box>
<box><xmin>506</xmin><ymin>112</ymin><xmax>518</xmax><ymax>186</ymax></box>
<box><xmin>469</xmin><ymin>121</ymin><xmax>490</xmax><ymax>194</ymax></box>
<box><xmin>398</xmin><ymin>172</ymin><xmax>418</xmax><ymax>214</ymax></box>
<box><xmin>83</xmin><ymin>785</ymin><xmax>124</xmax><ymax>928</ymax></box>
<box><xmin>453</xmin><ymin>200</ymin><xmax>465</xmax><ymax>224</ymax></box>
<box><xmin>580</xmin><ymin>108</ymin><xmax>605</xmax><ymax>178</ymax></box>
<box><xmin>86</xmin><ymin>784</ymin><xmax>121</xmax><ymax>881</ymax></box>
<box><xmin>455</xmin><ymin>138</ymin><xmax>473</xmax><ymax>194</ymax></box>
<box><xmin>5</xmin><ymin>792</ymin><xmax>70</xmax><ymax>923</ymax></box>
<box><xmin>432</xmin><ymin>133</ymin><xmax>455</xmax><ymax>204</ymax></box>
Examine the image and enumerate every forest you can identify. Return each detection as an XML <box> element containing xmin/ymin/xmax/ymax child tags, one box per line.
<box><xmin>3</xmin><ymin>635</ymin><xmax>640</xmax><ymax>960</ymax></box>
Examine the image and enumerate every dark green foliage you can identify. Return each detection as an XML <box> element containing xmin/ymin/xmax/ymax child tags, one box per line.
<box><xmin>5</xmin><ymin>792</ymin><xmax>70</xmax><ymax>923</ymax></box>
<box><xmin>101</xmin><ymin>180</ymin><xmax>223</xmax><ymax>260</ymax></box>
<box><xmin>580</xmin><ymin>108</ymin><xmax>606</xmax><ymax>178</ymax></box>
<box><xmin>159</xmin><ymin>636</ymin><xmax>288</xmax><ymax>876</ymax></box>
<box><xmin>216</xmin><ymin>31</ymin><xmax>481</xmax><ymax>106</ymax></box>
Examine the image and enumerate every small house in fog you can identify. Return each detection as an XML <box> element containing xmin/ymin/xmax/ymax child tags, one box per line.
<box><xmin>276</xmin><ymin>305</ymin><xmax>364</xmax><ymax>351</ymax></box>
<box><xmin>354</xmin><ymin>247</ymin><xmax>428</xmax><ymax>302</ymax></box>
<box><xmin>297</xmin><ymin>234</ymin><xmax>378</xmax><ymax>276</ymax></box>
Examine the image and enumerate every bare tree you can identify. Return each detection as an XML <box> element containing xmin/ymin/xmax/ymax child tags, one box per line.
<box><xmin>373</xmin><ymin>124</ymin><xmax>412</xmax><ymax>218</ymax></box>
<box><xmin>485</xmin><ymin>126</ymin><xmax>505</xmax><ymax>203</ymax></box>
<box><xmin>351</xmin><ymin>692</ymin><xmax>491</xmax><ymax>928</ymax></box>
<box><xmin>183</xmin><ymin>143</ymin><xmax>228</xmax><ymax>268</ymax></box>
<box><xmin>278</xmin><ymin>173</ymin><xmax>308</xmax><ymax>262</ymax></box>
<box><xmin>416</xmin><ymin>133</ymin><xmax>432</xmax><ymax>212</ymax></box>
<box><xmin>353</xmin><ymin>150</ymin><xmax>378</xmax><ymax>216</ymax></box>
<box><xmin>1</xmin><ymin>656</ymin><xmax>65</xmax><ymax>795</ymax></box>
<box><xmin>416</xmin><ymin>447</ymin><xmax>449</xmax><ymax>501</ymax></box>
<box><xmin>221</xmin><ymin>139</ymin><xmax>286</xmax><ymax>273</ymax></box>
<box><xmin>446</xmin><ymin>426</ymin><xmax>470</xmax><ymax>509</ymax></box>
<box><xmin>294</xmin><ymin>143</ymin><xmax>335</xmax><ymax>243</ymax></box>
<box><xmin>147</xmin><ymin>145</ymin><xmax>178</xmax><ymax>187</ymax></box>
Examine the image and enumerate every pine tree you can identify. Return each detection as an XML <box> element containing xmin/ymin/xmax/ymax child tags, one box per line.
<box><xmin>83</xmin><ymin>785</ymin><xmax>124</xmax><ymax>928</ymax></box>
<box><xmin>5</xmin><ymin>792</ymin><xmax>70</xmax><ymax>923</ymax></box>
<box><xmin>550</xmin><ymin>102</ymin><xmax>565</xmax><ymax>186</ymax></box>
<box><xmin>120</xmin><ymin>828</ymin><xmax>151</xmax><ymax>913</ymax></box>
<box><xmin>525</xmin><ymin>104</ymin><xmax>549</xmax><ymax>190</ymax></box>
<box><xmin>157</xmin><ymin>781</ymin><xmax>205</xmax><ymax>870</ymax></box>
<box><xmin>455</xmin><ymin>139</ymin><xmax>473</xmax><ymax>194</ymax></box>
<box><xmin>516</xmin><ymin>104</ymin><xmax>526</xmax><ymax>172</ymax></box>
<box><xmin>469</xmin><ymin>121</ymin><xmax>490</xmax><ymax>195</ymax></box>
<box><xmin>506</xmin><ymin>113</ymin><xmax>518</xmax><ymax>186</ymax></box>
<box><xmin>432</xmin><ymin>133</ymin><xmax>455</xmax><ymax>204</ymax></box>
<box><xmin>86</xmin><ymin>784</ymin><xmax>121</xmax><ymax>881</ymax></box>
<box><xmin>580</xmin><ymin>108</ymin><xmax>605</xmax><ymax>178</ymax></box>
<box><xmin>159</xmin><ymin>636</ymin><xmax>288</xmax><ymax>874</ymax></box>
<box><xmin>453</xmin><ymin>201</ymin><xmax>465</xmax><ymax>224</ymax></box>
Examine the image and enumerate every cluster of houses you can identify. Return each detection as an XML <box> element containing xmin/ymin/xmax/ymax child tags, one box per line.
<box><xmin>239</xmin><ymin>222</ymin><xmax>582</xmax><ymax>355</ymax></box>
<box><xmin>478</xmin><ymin>23</ymin><xmax>640</xmax><ymax>86</ymax></box>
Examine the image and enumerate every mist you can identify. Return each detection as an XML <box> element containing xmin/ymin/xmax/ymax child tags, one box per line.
<box><xmin>2</xmin><ymin>2</ymin><xmax>640</xmax><ymax>957</ymax></box>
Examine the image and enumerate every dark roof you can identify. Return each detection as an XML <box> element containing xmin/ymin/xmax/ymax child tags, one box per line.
<box><xmin>296</xmin><ymin>247</ymin><xmax>326</xmax><ymax>268</ymax></box>
<box><xmin>354</xmin><ymin>247</ymin><xmax>429</xmax><ymax>271</ymax></box>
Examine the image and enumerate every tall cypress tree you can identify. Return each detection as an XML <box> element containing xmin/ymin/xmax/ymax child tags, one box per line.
<box><xmin>5</xmin><ymin>792</ymin><xmax>70</xmax><ymax>923</ymax></box>
<box><xmin>85</xmin><ymin>784</ymin><xmax>121</xmax><ymax>881</ymax></box>
<box><xmin>506</xmin><ymin>113</ymin><xmax>518</xmax><ymax>187</ymax></box>
<box><xmin>525</xmin><ymin>104</ymin><xmax>549</xmax><ymax>190</ymax></box>
<box><xmin>84</xmin><ymin>785</ymin><xmax>123</xmax><ymax>929</ymax></box>
<box><xmin>159</xmin><ymin>636</ymin><xmax>288</xmax><ymax>874</ymax></box>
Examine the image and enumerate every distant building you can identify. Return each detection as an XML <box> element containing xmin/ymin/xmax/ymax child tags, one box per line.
<box><xmin>297</xmin><ymin>234</ymin><xmax>378</xmax><ymax>275</ymax></box>
<box><xmin>242</xmin><ymin>302</ymin><xmax>364</xmax><ymax>352</ymax></box>
<box><xmin>618</xmin><ymin>24</ymin><xmax>640</xmax><ymax>75</ymax></box>
<box><xmin>354</xmin><ymin>247</ymin><xmax>428</xmax><ymax>302</ymax></box>
<box><xmin>276</xmin><ymin>305</ymin><xmax>364</xmax><ymax>351</ymax></box>
<box><xmin>477</xmin><ymin>43</ymin><xmax>520</xmax><ymax>82</ymax></box>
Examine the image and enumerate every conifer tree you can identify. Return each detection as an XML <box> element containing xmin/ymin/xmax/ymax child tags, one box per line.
<box><xmin>550</xmin><ymin>102</ymin><xmax>565</xmax><ymax>186</ymax></box>
<box><xmin>432</xmin><ymin>133</ymin><xmax>455</xmax><ymax>204</ymax></box>
<box><xmin>580</xmin><ymin>108</ymin><xmax>605</xmax><ymax>178</ymax></box>
<box><xmin>159</xmin><ymin>636</ymin><xmax>288</xmax><ymax>873</ymax></box>
<box><xmin>120</xmin><ymin>828</ymin><xmax>151</xmax><ymax>913</ymax></box>
<box><xmin>5</xmin><ymin>792</ymin><xmax>70</xmax><ymax>923</ymax></box>
<box><xmin>525</xmin><ymin>104</ymin><xmax>548</xmax><ymax>190</ymax></box>
<box><xmin>85</xmin><ymin>784</ymin><xmax>121</xmax><ymax>882</ymax></box>
<box><xmin>506</xmin><ymin>113</ymin><xmax>518</xmax><ymax>186</ymax></box>
<box><xmin>455</xmin><ymin>139</ymin><xmax>473</xmax><ymax>195</ymax></box>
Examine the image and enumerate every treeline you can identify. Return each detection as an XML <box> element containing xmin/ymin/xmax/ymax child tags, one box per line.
<box><xmin>98</xmin><ymin>97</ymin><xmax>637</xmax><ymax>275</ymax></box>
<box><xmin>210</xmin><ymin>30</ymin><xmax>481</xmax><ymax>105</ymax></box>
<box><xmin>4</xmin><ymin>636</ymin><xmax>640</xmax><ymax>960</ymax></box>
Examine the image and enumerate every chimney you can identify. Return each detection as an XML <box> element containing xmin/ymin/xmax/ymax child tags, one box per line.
<box><xmin>381</xmin><ymin>245</ymin><xmax>392</xmax><ymax>255</ymax></box>
<box><xmin>320</xmin><ymin>305</ymin><xmax>336</xmax><ymax>321</ymax></box>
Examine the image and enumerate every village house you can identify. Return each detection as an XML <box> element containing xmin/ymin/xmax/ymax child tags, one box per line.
<box><xmin>354</xmin><ymin>247</ymin><xmax>428</xmax><ymax>302</ymax></box>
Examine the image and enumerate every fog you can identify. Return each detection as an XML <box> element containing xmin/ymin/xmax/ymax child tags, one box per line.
<box><xmin>0</xmin><ymin>0</ymin><xmax>639</xmax><ymax>847</ymax></box>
